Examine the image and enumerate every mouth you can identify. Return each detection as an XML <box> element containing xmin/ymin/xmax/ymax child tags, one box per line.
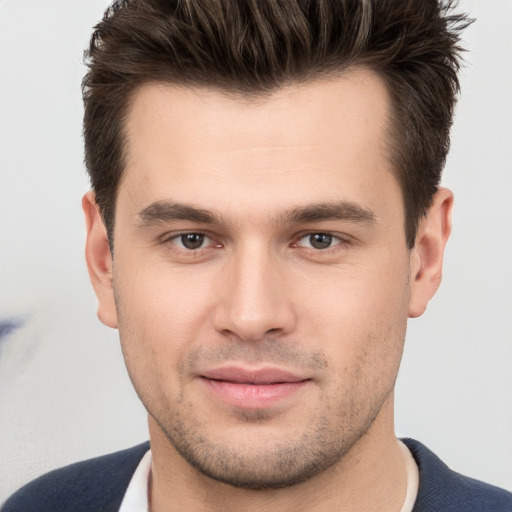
<box><xmin>199</xmin><ymin>366</ymin><xmax>311</xmax><ymax>408</ymax></box>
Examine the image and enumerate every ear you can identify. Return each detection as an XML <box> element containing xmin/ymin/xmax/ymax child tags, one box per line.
<box><xmin>408</xmin><ymin>187</ymin><xmax>453</xmax><ymax>318</ymax></box>
<box><xmin>82</xmin><ymin>191</ymin><xmax>118</xmax><ymax>328</ymax></box>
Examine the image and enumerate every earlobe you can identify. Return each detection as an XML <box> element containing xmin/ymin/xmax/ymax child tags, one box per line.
<box><xmin>82</xmin><ymin>191</ymin><xmax>118</xmax><ymax>329</ymax></box>
<box><xmin>408</xmin><ymin>188</ymin><xmax>453</xmax><ymax>318</ymax></box>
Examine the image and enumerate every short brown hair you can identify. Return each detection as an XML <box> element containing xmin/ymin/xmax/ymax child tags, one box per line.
<box><xmin>83</xmin><ymin>0</ymin><xmax>470</xmax><ymax>248</ymax></box>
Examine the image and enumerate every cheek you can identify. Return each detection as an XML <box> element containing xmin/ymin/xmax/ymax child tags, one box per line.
<box><xmin>116</xmin><ymin>258</ymin><xmax>217</xmax><ymax>335</ymax></box>
<box><xmin>112</xmin><ymin>263</ymin><xmax>218</xmax><ymax>396</ymax></box>
<box><xmin>300</xmin><ymin>253</ymin><xmax>410</xmax><ymax>372</ymax></box>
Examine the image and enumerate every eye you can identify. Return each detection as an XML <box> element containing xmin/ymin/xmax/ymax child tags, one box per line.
<box><xmin>171</xmin><ymin>233</ymin><xmax>212</xmax><ymax>250</ymax></box>
<box><xmin>295</xmin><ymin>233</ymin><xmax>342</xmax><ymax>250</ymax></box>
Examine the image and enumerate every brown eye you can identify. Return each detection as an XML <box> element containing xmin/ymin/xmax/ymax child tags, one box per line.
<box><xmin>177</xmin><ymin>233</ymin><xmax>206</xmax><ymax>250</ymax></box>
<box><xmin>293</xmin><ymin>232</ymin><xmax>347</xmax><ymax>251</ymax></box>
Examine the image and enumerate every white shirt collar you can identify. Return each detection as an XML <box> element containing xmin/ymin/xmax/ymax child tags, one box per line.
<box><xmin>118</xmin><ymin>449</ymin><xmax>151</xmax><ymax>512</ymax></box>
<box><xmin>399</xmin><ymin>440</ymin><xmax>420</xmax><ymax>512</ymax></box>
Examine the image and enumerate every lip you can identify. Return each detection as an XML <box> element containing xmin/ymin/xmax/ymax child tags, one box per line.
<box><xmin>199</xmin><ymin>366</ymin><xmax>311</xmax><ymax>409</ymax></box>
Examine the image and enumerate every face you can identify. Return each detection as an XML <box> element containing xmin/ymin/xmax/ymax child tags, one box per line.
<box><xmin>85</xmin><ymin>70</ymin><xmax>441</xmax><ymax>489</ymax></box>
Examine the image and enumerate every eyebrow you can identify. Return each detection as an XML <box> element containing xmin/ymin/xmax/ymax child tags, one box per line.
<box><xmin>285</xmin><ymin>202</ymin><xmax>376</xmax><ymax>225</ymax></box>
<box><xmin>138</xmin><ymin>200</ymin><xmax>221</xmax><ymax>225</ymax></box>
<box><xmin>137</xmin><ymin>199</ymin><xmax>376</xmax><ymax>227</ymax></box>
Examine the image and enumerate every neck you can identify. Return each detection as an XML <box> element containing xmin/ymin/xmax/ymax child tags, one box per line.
<box><xmin>148</xmin><ymin>397</ymin><xmax>407</xmax><ymax>512</ymax></box>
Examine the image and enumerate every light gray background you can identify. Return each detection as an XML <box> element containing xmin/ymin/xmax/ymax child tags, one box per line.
<box><xmin>1</xmin><ymin>0</ymin><xmax>511</xmax><ymax>502</ymax></box>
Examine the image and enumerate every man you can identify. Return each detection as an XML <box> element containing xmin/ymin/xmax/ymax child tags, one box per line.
<box><xmin>3</xmin><ymin>0</ymin><xmax>512</xmax><ymax>511</ymax></box>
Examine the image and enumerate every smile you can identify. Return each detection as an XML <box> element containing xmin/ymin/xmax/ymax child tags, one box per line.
<box><xmin>199</xmin><ymin>367</ymin><xmax>311</xmax><ymax>409</ymax></box>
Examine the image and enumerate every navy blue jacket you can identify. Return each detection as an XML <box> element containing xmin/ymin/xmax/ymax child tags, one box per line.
<box><xmin>3</xmin><ymin>438</ymin><xmax>512</xmax><ymax>511</ymax></box>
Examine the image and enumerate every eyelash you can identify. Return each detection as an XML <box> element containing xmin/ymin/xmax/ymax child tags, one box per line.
<box><xmin>164</xmin><ymin>232</ymin><xmax>220</xmax><ymax>251</ymax></box>
<box><xmin>162</xmin><ymin>230</ymin><xmax>351</xmax><ymax>255</ymax></box>
<box><xmin>291</xmin><ymin>232</ymin><xmax>348</xmax><ymax>251</ymax></box>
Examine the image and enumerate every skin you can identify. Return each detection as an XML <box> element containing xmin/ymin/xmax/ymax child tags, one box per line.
<box><xmin>84</xmin><ymin>68</ymin><xmax>452</xmax><ymax>511</ymax></box>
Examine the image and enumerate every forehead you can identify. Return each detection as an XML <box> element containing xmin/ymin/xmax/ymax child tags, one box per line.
<box><xmin>125</xmin><ymin>69</ymin><xmax>390</xmax><ymax>155</ymax></box>
<box><xmin>119</xmin><ymin>69</ymin><xmax>399</xmax><ymax>224</ymax></box>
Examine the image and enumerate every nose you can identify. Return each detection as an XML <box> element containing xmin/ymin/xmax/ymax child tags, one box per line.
<box><xmin>212</xmin><ymin>245</ymin><xmax>297</xmax><ymax>342</ymax></box>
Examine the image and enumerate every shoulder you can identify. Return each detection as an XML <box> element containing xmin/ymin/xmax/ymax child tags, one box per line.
<box><xmin>1</xmin><ymin>442</ymin><xmax>150</xmax><ymax>512</ymax></box>
<box><xmin>402</xmin><ymin>438</ymin><xmax>512</xmax><ymax>512</ymax></box>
